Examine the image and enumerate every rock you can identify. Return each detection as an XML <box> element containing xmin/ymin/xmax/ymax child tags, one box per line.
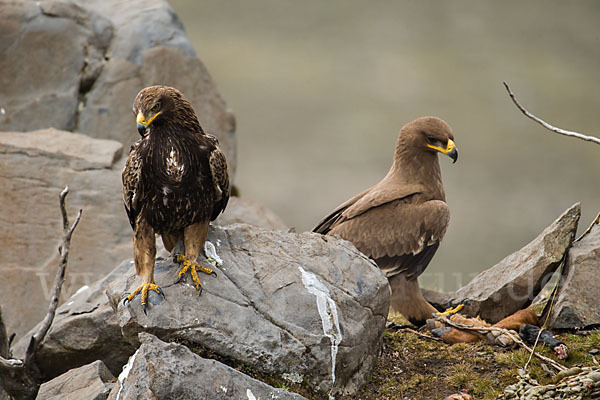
<box><xmin>107</xmin><ymin>224</ymin><xmax>390</xmax><ymax>397</ymax></box>
<box><xmin>548</xmin><ymin>214</ymin><xmax>600</xmax><ymax>330</ymax></box>
<box><xmin>12</xmin><ymin>260</ymin><xmax>136</xmax><ymax>380</ymax></box>
<box><xmin>0</xmin><ymin>129</ymin><xmax>131</xmax><ymax>338</ymax></box>
<box><xmin>214</xmin><ymin>196</ymin><xmax>288</xmax><ymax>231</ymax></box>
<box><xmin>0</xmin><ymin>0</ymin><xmax>236</xmax><ymax>176</ymax></box>
<box><xmin>422</xmin><ymin>288</ymin><xmax>453</xmax><ymax>311</ymax></box>
<box><xmin>429</xmin><ymin>204</ymin><xmax>580</xmax><ymax>323</ymax></box>
<box><xmin>107</xmin><ymin>333</ymin><xmax>306</xmax><ymax>400</ymax></box>
<box><xmin>36</xmin><ymin>360</ymin><xmax>115</xmax><ymax>400</ymax></box>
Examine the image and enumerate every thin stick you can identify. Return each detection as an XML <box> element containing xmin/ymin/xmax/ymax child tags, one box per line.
<box><xmin>24</xmin><ymin>187</ymin><xmax>82</xmax><ymax>365</ymax></box>
<box><xmin>439</xmin><ymin>316</ymin><xmax>566</xmax><ymax>372</ymax></box>
<box><xmin>397</xmin><ymin>327</ymin><xmax>443</xmax><ymax>342</ymax></box>
<box><xmin>503</xmin><ymin>82</ymin><xmax>600</xmax><ymax>145</ymax></box>
<box><xmin>576</xmin><ymin>212</ymin><xmax>600</xmax><ymax>242</ymax></box>
<box><xmin>524</xmin><ymin>283</ymin><xmax>560</xmax><ymax>371</ymax></box>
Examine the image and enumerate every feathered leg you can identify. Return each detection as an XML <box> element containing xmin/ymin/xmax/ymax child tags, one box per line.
<box><xmin>388</xmin><ymin>274</ymin><xmax>438</xmax><ymax>326</ymax></box>
<box><xmin>124</xmin><ymin>218</ymin><xmax>163</xmax><ymax>313</ymax></box>
<box><xmin>175</xmin><ymin>221</ymin><xmax>217</xmax><ymax>294</ymax></box>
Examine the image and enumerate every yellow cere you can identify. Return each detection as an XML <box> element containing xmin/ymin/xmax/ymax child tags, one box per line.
<box><xmin>427</xmin><ymin>138</ymin><xmax>455</xmax><ymax>155</ymax></box>
<box><xmin>136</xmin><ymin>110</ymin><xmax>162</xmax><ymax>126</ymax></box>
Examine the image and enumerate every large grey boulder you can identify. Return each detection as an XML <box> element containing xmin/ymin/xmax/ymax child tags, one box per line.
<box><xmin>0</xmin><ymin>129</ymin><xmax>129</xmax><ymax>338</ymax></box>
<box><xmin>549</xmin><ymin>215</ymin><xmax>600</xmax><ymax>330</ymax></box>
<box><xmin>107</xmin><ymin>224</ymin><xmax>390</xmax><ymax>397</ymax></box>
<box><xmin>425</xmin><ymin>204</ymin><xmax>580</xmax><ymax>323</ymax></box>
<box><xmin>12</xmin><ymin>260</ymin><xmax>136</xmax><ymax>380</ymax></box>
<box><xmin>108</xmin><ymin>333</ymin><xmax>306</xmax><ymax>400</ymax></box>
<box><xmin>36</xmin><ymin>360</ymin><xmax>115</xmax><ymax>400</ymax></box>
<box><xmin>0</xmin><ymin>0</ymin><xmax>236</xmax><ymax>176</ymax></box>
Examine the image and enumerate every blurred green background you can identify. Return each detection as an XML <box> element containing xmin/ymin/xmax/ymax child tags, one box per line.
<box><xmin>168</xmin><ymin>0</ymin><xmax>599</xmax><ymax>292</ymax></box>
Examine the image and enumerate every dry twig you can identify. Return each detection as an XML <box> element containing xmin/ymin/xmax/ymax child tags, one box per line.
<box><xmin>388</xmin><ymin>323</ymin><xmax>443</xmax><ymax>342</ymax></box>
<box><xmin>503</xmin><ymin>81</ymin><xmax>600</xmax><ymax>145</ymax></box>
<box><xmin>0</xmin><ymin>186</ymin><xmax>82</xmax><ymax>400</ymax></box>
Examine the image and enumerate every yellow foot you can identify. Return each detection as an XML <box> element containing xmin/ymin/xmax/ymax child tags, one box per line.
<box><xmin>123</xmin><ymin>283</ymin><xmax>164</xmax><ymax>315</ymax></box>
<box><xmin>174</xmin><ymin>254</ymin><xmax>217</xmax><ymax>295</ymax></box>
<box><xmin>434</xmin><ymin>304</ymin><xmax>464</xmax><ymax>318</ymax></box>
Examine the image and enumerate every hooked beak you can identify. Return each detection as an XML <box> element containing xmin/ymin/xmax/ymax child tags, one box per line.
<box><xmin>427</xmin><ymin>138</ymin><xmax>458</xmax><ymax>163</ymax></box>
<box><xmin>136</xmin><ymin>111</ymin><xmax>161</xmax><ymax>137</ymax></box>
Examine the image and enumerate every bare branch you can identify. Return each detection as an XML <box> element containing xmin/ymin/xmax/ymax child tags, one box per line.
<box><xmin>576</xmin><ymin>212</ymin><xmax>600</xmax><ymax>242</ymax></box>
<box><xmin>503</xmin><ymin>81</ymin><xmax>600</xmax><ymax>145</ymax></box>
<box><xmin>0</xmin><ymin>307</ymin><xmax>8</xmax><ymax>359</ymax></box>
<box><xmin>0</xmin><ymin>186</ymin><xmax>82</xmax><ymax>399</ymax></box>
<box><xmin>26</xmin><ymin>186</ymin><xmax>82</xmax><ymax>365</ymax></box>
<box><xmin>0</xmin><ymin>357</ymin><xmax>23</xmax><ymax>371</ymax></box>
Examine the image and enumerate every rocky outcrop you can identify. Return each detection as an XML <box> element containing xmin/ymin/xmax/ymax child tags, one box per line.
<box><xmin>424</xmin><ymin>204</ymin><xmax>580</xmax><ymax>323</ymax></box>
<box><xmin>0</xmin><ymin>0</ymin><xmax>245</xmax><ymax>338</ymax></box>
<box><xmin>0</xmin><ymin>128</ymin><xmax>284</xmax><ymax>339</ymax></box>
<box><xmin>107</xmin><ymin>224</ymin><xmax>390</xmax><ymax>397</ymax></box>
<box><xmin>15</xmin><ymin>224</ymin><xmax>389</xmax><ymax>397</ymax></box>
<box><xmin>12</xmin><ymin>259</ymin><xmax>137</xmax><ymax>380</ymax></box>
<box><xmin>549</xmin><ymin>216</ymin><xmax>600</xmax><ymax>330</ymax></box>
<box><xmin>0</xmin><ymin>0</ymin><xmax>236</xmax><ymax>176</ymax></box>
<box><xmin>0</xmin><ymin>129</ymin><xmax>129</xmax><ymax>338</ymax></box>
<box><xmin>107</xmin><ymin>333</ymin><xmax>306</xmax><ymax>400</ymax></box>
<box><xmin>36</xmin><ymin>360</ymin><xmax>115</xmax><ymax>400</ymax></box>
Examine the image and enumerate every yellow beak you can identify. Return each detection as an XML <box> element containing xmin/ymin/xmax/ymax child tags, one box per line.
<box><xmin>427</xmin><ymin>139</ymin><xmax>458</xmax><ymax>163</ymax></box>
<box><xmin>136</xmin><ymin>112</ymin><xmax>148</xmax><ymax>126</ymax></box>
<box><xmin>136</xmin><ymin>110</ymin><xmax>161</xmax><ymax>127</ymax></box>
<box><xmin>136</xmin><ymin>111</ymin><xmax>161</xmax><ymax>136</ymax></box>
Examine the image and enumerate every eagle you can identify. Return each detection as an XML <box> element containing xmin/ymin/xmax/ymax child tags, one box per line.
<box><xmin>313</xmin><ymin>117</ymin><xmax>458</xmax><ymax>325</ymax></box>
<box><xmin>122</xmin><ymin>85</ymin><xmax>230</xmax><ymax>312</ymax></box>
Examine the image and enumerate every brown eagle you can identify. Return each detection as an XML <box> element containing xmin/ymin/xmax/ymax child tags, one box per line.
<box><xmin>122</xmin><ymin>85</ymin><xmax>229</xmax><ymax>312</ymax></box>
<box><xmin>313</xmin><ymin>117</ymin><xmax>458</xmax><ymax>325</ymax></box>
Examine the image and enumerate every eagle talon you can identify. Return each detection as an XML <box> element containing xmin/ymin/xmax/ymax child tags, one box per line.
<box><xmin>123</xmin><ymin>282</ymin><xmax>163</xmax><ymax>313</ymax></box>
<box><xmin>434</xmin><ymin>304</ymin><xmax>464</xmax><ymax>318</ymax></box>
<box><xmin>174</xmin><ymin>254</ymin><xmax>215</xmax><ymax>293</ymax></box>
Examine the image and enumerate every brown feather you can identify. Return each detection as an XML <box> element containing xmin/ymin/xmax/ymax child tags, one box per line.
<box><xmin>313</xmin><ymin>116</ymin><xmax>457</xmax><ymax>323</ymax></box>
<box><xmin>122</xmin><ymin>85</ymin><xmax>229</xmax><ymax>287</ymax></box>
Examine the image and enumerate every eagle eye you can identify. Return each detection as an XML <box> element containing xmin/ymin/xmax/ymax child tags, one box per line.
<box><xmin>151</xmin><ymin>102</ymin><xmax>161</xmax><ymax>112</ymax></box>
<box><xmin>425</xmin><ymin>135</ymin><xmax>437</xmax><ymax>145</ymax></box>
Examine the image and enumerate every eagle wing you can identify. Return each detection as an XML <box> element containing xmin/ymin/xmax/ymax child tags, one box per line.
<box><xmin>313</xmin><ymin>182</ymin><xmax>424</xmax><ymax>234</ymax></box>
<box><xmin>206</xmin><ymin>134</ymin><xmax>230</xmax><ymax>221</ymax></box>
<box><xmin>122</xmin><ymin>141</ymin><xmax>144</xmax><ymax>229</ymax></box>
<box><xmin>322</xmin><ymin>195</ymin><xmax>450</xmax><ymax>281</ymax></box>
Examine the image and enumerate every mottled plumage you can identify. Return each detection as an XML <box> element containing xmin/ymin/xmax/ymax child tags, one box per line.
<box><xmin>122</xmin><ymin>85</ymin><xmax>229</xmax><ymax>310</ymax></box>
<box><xmin>314</xmin><ymin>116</ymin><xmax>457</xmax><ymax>325</ymax></box>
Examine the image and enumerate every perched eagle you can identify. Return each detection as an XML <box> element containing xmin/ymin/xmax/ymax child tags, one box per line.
<box><xmin>314</xmin><ymin>117</ymin><xmax>458</xmax><ymax>325</ymax></box>
<box><xmin>122</xmin><ymin>85</ymin><xmax>229</xmax><ymax>312</ymax></box>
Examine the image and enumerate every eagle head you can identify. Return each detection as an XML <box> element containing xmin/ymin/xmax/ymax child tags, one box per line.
<box><xmin>402</xmin><ymin>116</ymin><xmax>458</xmax><ymax>163</ymax></box>
<box><xmin>132</xmin><ymin>85</ymin><xmax>200</xmax><ymax>137</ymax></box>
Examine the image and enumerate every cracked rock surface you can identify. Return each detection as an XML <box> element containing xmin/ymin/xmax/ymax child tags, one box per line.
<box><xmin>13</xmin><ymin>259</ymin><xmax>136</xmax><ymax>380</ymax></box>
<box><xmin>549</xmin><ymin>215</ymin><xmax>600</xmax><ymax>330</ymax></box>
<box><xmin>104</xmin><ymin>224</ymin><xmax>390</xmax><ymax>397</ymax></box>
<box><xmin>0</xmin><ymin>0</ymin><xmax>236</xmax><ymax>177</ymax></box>
<box><xmin>107</xmin><ymin>333</ymin><xmax>307</xmax><ymax>400</ymax></box>
<box><xmin>15</xmin><ymin>224</ymin><xmax>389</xmax><ymax>396</ymax></box>
<box><xmin>36</xmin><ymin>359</ymin><xmax>115</xmax><ymax>400</ymax></box>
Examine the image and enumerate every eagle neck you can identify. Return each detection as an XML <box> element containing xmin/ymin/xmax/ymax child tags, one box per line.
<box><xmin>388</xmin><ymin>145</ymin><xmax>446</xmax><ymax>201</ymax></box>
